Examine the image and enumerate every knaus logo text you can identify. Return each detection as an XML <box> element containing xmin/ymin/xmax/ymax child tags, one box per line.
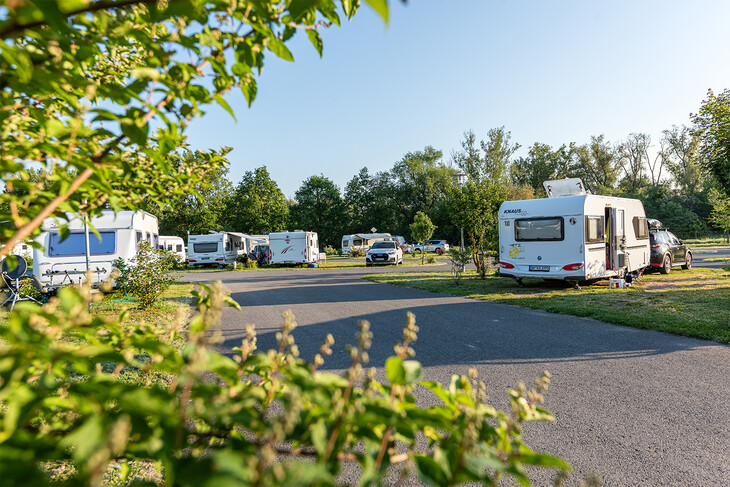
<box><xmin>503</xmin><ymin>209</ymin><xmax>527</xmax><ymax>216</ymax></box>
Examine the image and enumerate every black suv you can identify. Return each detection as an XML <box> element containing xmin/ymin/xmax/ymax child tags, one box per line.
<box><xmin>648</xmin><ymin>220</ymin><xmax>692</xmax><ymax>274</ymax></box>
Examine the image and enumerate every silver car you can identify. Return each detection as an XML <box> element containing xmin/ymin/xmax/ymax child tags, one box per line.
<box><xmin>365</xmin><ymin>241</ymin><xmax>403</xmax><ymax>266</ymax></box>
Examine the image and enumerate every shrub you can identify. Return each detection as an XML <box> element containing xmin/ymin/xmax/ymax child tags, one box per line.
<box><xmin>0</xmin><ymin>284</ymin><xmax>570</xmax><ymax>486</ymax></box>
<box><xmin>349</xmin><ymin>248</ymin><xmax>364</xmax><ymax>258</ymax></box>
<box><xmin>323</xmin><ymin>245</ymin><xmax>339</xmax><ymax>256</ymax></box>
<box><xmin>112</xmin><ymin>242</ymin><xmax>178</xmax><ymax>308</ymax></box>
<box><xmin>427</xmin><ymin>255</ymin><xmax>436</xmax><ymax>264</ymax></box>
<box><xmin>449</xmin><ymin>246</ymin><xmax>472</xmax><ymax>284</ymax></box>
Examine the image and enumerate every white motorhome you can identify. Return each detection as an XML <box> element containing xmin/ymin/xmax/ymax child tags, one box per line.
<box><xmin>33</xmin><ymin>210</ymin><xmax>159</xmax><ymax>292</ymax></box>
<box><xmin>269</xmin><ymin>231</ymin><xmax>319</xmax><ymax>265</ymax></box>
<box><xmin>341</xmin><ymin>233</ymin><xmax>392</xmax><ymax>255</ymax></box>
<box><xmin>159</xmin><ymin>236</ymin><xmax>186</xmax><ymax>261</ymax></box>
<box><xmin>187</xmin><ymin>232</ymin><xmax>242</xmax><ymax>267</ymax></box>
<box><xmin>498</xmin><ymin>179</ymin><xmax>650</xmax><ymax>286</ymax></box>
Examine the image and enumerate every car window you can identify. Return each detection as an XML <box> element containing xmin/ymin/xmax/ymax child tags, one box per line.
<box><xmin>371</xmin><ymin>241</ymin><xmax>396</xmax><ymax>249</ymax></box>
<box><xmin>668</xmin><ymin>232</ymin><xmax>680</xmax><ymax>245</ymax></box>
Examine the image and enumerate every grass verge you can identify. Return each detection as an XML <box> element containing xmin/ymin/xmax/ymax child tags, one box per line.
<box><xmin>365</xmin><ymin>268</ymin><xmax>730</xmax><ymax>344</ymax></box>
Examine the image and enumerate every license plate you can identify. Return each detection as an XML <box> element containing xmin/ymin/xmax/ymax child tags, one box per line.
<box><xmin>529</xmin><ymin>265</ymin><xmax>550</xmax><ymax>272</ymax></box>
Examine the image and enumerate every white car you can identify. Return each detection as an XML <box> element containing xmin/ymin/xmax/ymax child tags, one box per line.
<box><xmin>365</xmin><ymin>241</ymin><xmax>403</xmax><ymax>266</ymax></box>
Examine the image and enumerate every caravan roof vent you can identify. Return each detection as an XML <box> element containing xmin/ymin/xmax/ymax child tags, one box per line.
<box><xmin>543</xmin><ymin>178</ymin><xmax>587</xmax><ymax>198</ymax></box>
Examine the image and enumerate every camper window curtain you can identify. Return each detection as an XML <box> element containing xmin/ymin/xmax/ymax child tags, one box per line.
<box><xmin>514</xmin><ymin>218</ymin><xmax>564</xmax><ymax>241</ymax></box>
<box><xmin>49</xmin><ymin>232</ymin><xmax>117</xmax><ymax>256</ymax></box>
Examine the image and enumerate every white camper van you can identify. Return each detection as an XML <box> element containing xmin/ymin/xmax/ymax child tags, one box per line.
<box><xmin>159</xmin><ymin>236</ymin><xmax>186</xmax><ymax>261</ymax></box>
<box><xmin>498</xmin><ymin>179</ymin><xmax>650</xmax><ymax>286</ymax></box>
<box><xmin>341</xmin><ymin>233</ymin><xmax>392</xmax><ymax>255</ymax></box>
<box><xmin>269</xmin><ymin>231</ymin><xmax>319</xmax><ymax>265</ymax></box>
<box><xmin>33</xmin><ymin>210</ymin><xmax>159</xmax><ymax>292</ymax></box>
<box><xmin>187</xmin><ymin>232</ymin><xmax>242</xmax><ymax>267</ymax></box>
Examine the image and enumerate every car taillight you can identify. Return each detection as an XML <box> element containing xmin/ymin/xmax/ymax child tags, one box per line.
<box><xmin>215</xmin><ymin>258</ymin><xmax>224</xmax><ymax>261</ymax></box>
<box><xmin>499</xmin><ymin>262</ymin><xmax>515</xmax><ymax>269</ymax></box>
<box><xmin>651</xmin><ymin>244</ymin><xmax>661</xmax><ymax>248</ymax></box>
<box><xmin>189</xmin><ymin>259</ymin><xmax>197</xmax><ymax>263</ymax></box>
<box><xmin>562</xmin><ymin>263</ymin><xmax>584</xmax><ymax>271</ymax></box>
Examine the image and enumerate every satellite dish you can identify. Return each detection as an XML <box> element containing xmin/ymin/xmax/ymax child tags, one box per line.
<box><xmin>2</xmin><ymin>256</ymin><xmax>28</xmax><ymax>280</ymax></box>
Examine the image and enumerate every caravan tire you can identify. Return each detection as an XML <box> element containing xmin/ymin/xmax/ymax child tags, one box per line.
<box><xmin>659</xmin><ymin>254</ymin><xmax>672</xmax><ymax>274</ymax></box>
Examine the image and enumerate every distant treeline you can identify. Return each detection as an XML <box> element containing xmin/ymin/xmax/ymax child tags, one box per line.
<box><xmin>145</xmin><ymin>124</ymin><xmax>723</xmax><ymax>249</ymax></box>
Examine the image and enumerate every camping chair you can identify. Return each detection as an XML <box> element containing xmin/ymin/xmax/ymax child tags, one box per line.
<box><xmin>1</xmin><ymin>256</ymin><xmax>41</xmax><ymax>311</ymax></box>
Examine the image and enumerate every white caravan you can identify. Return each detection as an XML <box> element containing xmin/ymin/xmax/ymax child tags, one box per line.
<box><xmin>269</xmin><ymin>231</ymin><xmax>319</xmax><ymax>265</ymax></box>
<box><xmin>187</xmin><ymin>232</ymin><xmax>242</xmax><ymax>267</ymax></box>
<box><xmin>159</xmin><ymin>236</ymin><xmax>186</xmax><ymax>261</ymax></box>
<box><xmin>341</xmin><ymin>233</ymin><xmax>392</xmax><ymax>255</ymax></box>
<box><xmin>498</xmin><ymin>179</ymin><xmax>650</xmax><ymax>286</ymax></box>
<box><xmin>33</xmin><ymin>210</ymin><xmax>159</xmax><ymax>292</ymax></box>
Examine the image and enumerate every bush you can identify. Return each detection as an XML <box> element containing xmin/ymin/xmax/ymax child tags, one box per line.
<box><xmin>323</xmin><ymin>245</ymin><xmax>339</xmax><ymax>256</ymax></box>
<box><xmin>449</xmin><ymin>247</ymin><xmax>472</xmax><ymax>284</ymax></box>
<box><xmin>349</xmin><ymin>248</ymin><xmax>364</xmax><ymax>258</ymax></box>
<box><xmin>112</xmin><ymin>242</ymin><xmax>178</xmax><ymax>308</ymax></box>
<box><xmin>0</xmin><ymin>284</ymin><xmax>570</xmax><ymax>486</ymax></box>
<box><xmin>427</xmin><ymin>255</ymin><xmax>436</xmax><ymax>264</ymax></box>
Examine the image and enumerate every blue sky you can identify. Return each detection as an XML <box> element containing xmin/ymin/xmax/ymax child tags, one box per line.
<box><xmin>184</xmin><ymin>0</ymin><xmax>730</xmax><ymax>198</ymax></box>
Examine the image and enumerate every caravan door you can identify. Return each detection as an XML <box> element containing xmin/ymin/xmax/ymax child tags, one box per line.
<box><xmin>609</xmin><ymin>207</ymin><xmax>626</xmax><ymax>270</ymax></box>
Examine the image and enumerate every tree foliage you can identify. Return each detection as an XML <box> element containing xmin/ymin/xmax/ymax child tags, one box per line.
<box><xmin>289</xmin><ymin>175</ymin><xmax>346</xmax><ymax>247</ymax></box>
<box><xmin>512</xmin><ymin>142</ymin><xmax>570</xmax><ymax>196</ymax></box>
<box><xmin>224</xmin><ymin>166</ymin><xmax>289</xmax><ymax>234</ymax></box>
<box><xmin>692</xmin><ymin>89</ymin><xmax>730</xmax><ymax>196</ymax></box>
<box><xmin>410</xmin><ymin>211</ymin><xmax>436</xmax><ymax>264</ymax></box>
<box><xmin>662</xmin><ymin>125</ymin><xmax>705</xmax><ymax>195</ymax></box>
<box><xmin>0</xmin><ymin>0</ymin><xmax>387</xmax><ymax>258</ymax></box>
<box><xmin>0</xmin><ymin>285</ymin><xmax>569</xmax><ymax>486</ymax></box>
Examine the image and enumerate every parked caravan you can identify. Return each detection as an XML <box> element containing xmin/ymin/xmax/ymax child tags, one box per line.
<box><xmin>187</xmin><ymin>232</ymin><xmax>242</xmax><ymax>267</ymax></box>
<box><xmin>159</xmin><ymin>236</ymin><xmax>186</xmax><ymax>261</ymax></box>
<box><xmin>498</xmin><ymin>179</ymin><xmax>650</xmax><ymax>286</ymax></box>
<box><xmin>269</xmin><ymin>231</ymin><xmax>319</xmax><ymax>265</ymax></box>
<box><xmin>33</xmin><ymin>210</ymin><xmax>159</xmax><ymax>292</ymax></box>
<box><xmin>341</xmin><ymin>233</ymin><xmax>392</xmax><ymax>255</ymax></box>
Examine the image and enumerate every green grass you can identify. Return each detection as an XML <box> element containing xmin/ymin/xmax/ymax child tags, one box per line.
<box><xmin>365</xmin><ymin>268</ymin><xmax>730</xmax><ymax>344</ymax></box>
<box><xmin>684</xmin><ymin>236</ymin><xmax>730</xmax><ymax>248</ymax></box>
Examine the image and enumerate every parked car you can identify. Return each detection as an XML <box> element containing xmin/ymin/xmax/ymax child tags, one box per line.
<box><xmin>413</xmin><ymin>240</ymin><xmax>450</xmax><ymax>255</ymax></box>
<box><xmin>365</xmin><ymin>241</ymin><xmax>403</xmax><ymax>266</ymax></box>
<box><xmin>649</xmin><ymin>221</ymin><xmax>692</xmax><ymax>274</ymax></box>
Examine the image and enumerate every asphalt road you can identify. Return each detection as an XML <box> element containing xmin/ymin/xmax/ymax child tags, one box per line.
<box><xmin>181</xmin><ymin>265</ymin><xmax>730</xmax><ymax>486</ymax></box>
<box><xmin>692</xmin><ymin>247</ymin><xmax>730</xmax><ymax>269</ymax></box>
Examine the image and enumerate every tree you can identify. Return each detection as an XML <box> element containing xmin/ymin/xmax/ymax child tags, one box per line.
<box><xmin>447</xmin><ymin>181</ymin><xmax>501</xmax><ymax>277</ymax></box>
<box><xmin>225</xmin><ymin>166</ymin><xmax>288</xmax><ymax>234</ymax></box>
<box><xmin>569</xmin><ymin>135</ymin><xmax>621</xmax><ymax>194</ymax></box>
<box><xmin>454</xmin><ymin>128</ymin><xmax>519</xmax><ymax>185</ymax></box>
<box><xmin>616</xmin><ymin>133</ymin><xmax>651</xmax><ymax>192</ymax></box>
<box><xmin>662</xmin><ymin>125</ymin><xmax>705</xmax><ymax>195</ymax></box>
<box><xmin>512</xmin><ymin>142</ymin><xmax>571</xmax><ymax>195</ymax></box>
<box><xmin>289</xmin><ymin>175</ymin><xmax>345</xmax><ymax>247</ymax></box>
<box><xmin>150</xmin><ymin>151</ymin><xmax>234</xmax><ymax>237</ymax></box>
<box><xmin>692</xmin><ymin>89</ymin><xmax>730</xmax><ymax>196</ymax></box>
<box><xmin>410</xmin><ymin>211</ymin><xmax>436</xmax><ymax>264</ymax></box>
<box><xmin>708</xmin><ymin>188</ymin><xmax>730</xmax><ymax>242</ymax></box>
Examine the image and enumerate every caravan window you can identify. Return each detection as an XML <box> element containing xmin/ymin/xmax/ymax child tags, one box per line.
<box><xmin>632</xmin><ymin>217</ymin><xmax>649</xmax><ymax>240</ymax></box>
<box><xmin>353</xmin><ymin>239</ymin><xmax>362</xmax><ymax>247</ymax></box>
<box><xmin>585</xmin><ymin>216</ymin><xmax>604</xmax><ymax>243</ymax></box>
<box><xmin>193</xmin><ymin>242</ymin><xmax>218</xmax><ymax>253</ymax></box>
<box><xmin>514</xmin><ymin>218</ymin><xmax>564</xmax><ymax>241</ymax></box>
<box><xmin>49</xmin><ymin>232</ymin><xmax>117</xmax><ymax>256</ymax></box>
<box><xmin>176</xmin><ymin>244</ymin><xmax>183</xmax><ymax>252</ymax></box>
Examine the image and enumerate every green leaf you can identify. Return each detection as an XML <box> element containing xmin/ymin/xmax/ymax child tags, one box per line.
<box><xmin>289</xmin><ymin>0</ymin><xmax>319</xmax><ymax>21</ymax></box>
<box><xmin>402</xmin><ymin>360</ymin><xmax>422</xmax><ymax>384</ymax></box>
<box><xmin>214</xmin><ymin>94</ymin><xmax>236</xmax><ymax>121</ymax></box>
<box><xmin>267</xmin><ymin>38</ymin><xmax>294</xmax><ymax>62</ymax></box>
<box><xmin>32</xmin><ymin>0</ymin><xmax>69</xmax><ymax>33</ymax></box>
<box><xmin>385</xmin><ymin>356</ymin><xmax>405</xmax><ymax>385</ymax></box>
<box><xmin>307</xmin><ymin>29</ymin><xmax>323</xmax><ymax>57</ymax></box>
<box><xmin>364</xmin><ymin>0</ymin><xmax>389</xmax><ymax>23</ymax></box>
<box><xmin>414</xmin><ymin>454</ymin><xmax>450</xmax><ymax>487</ymax></box>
